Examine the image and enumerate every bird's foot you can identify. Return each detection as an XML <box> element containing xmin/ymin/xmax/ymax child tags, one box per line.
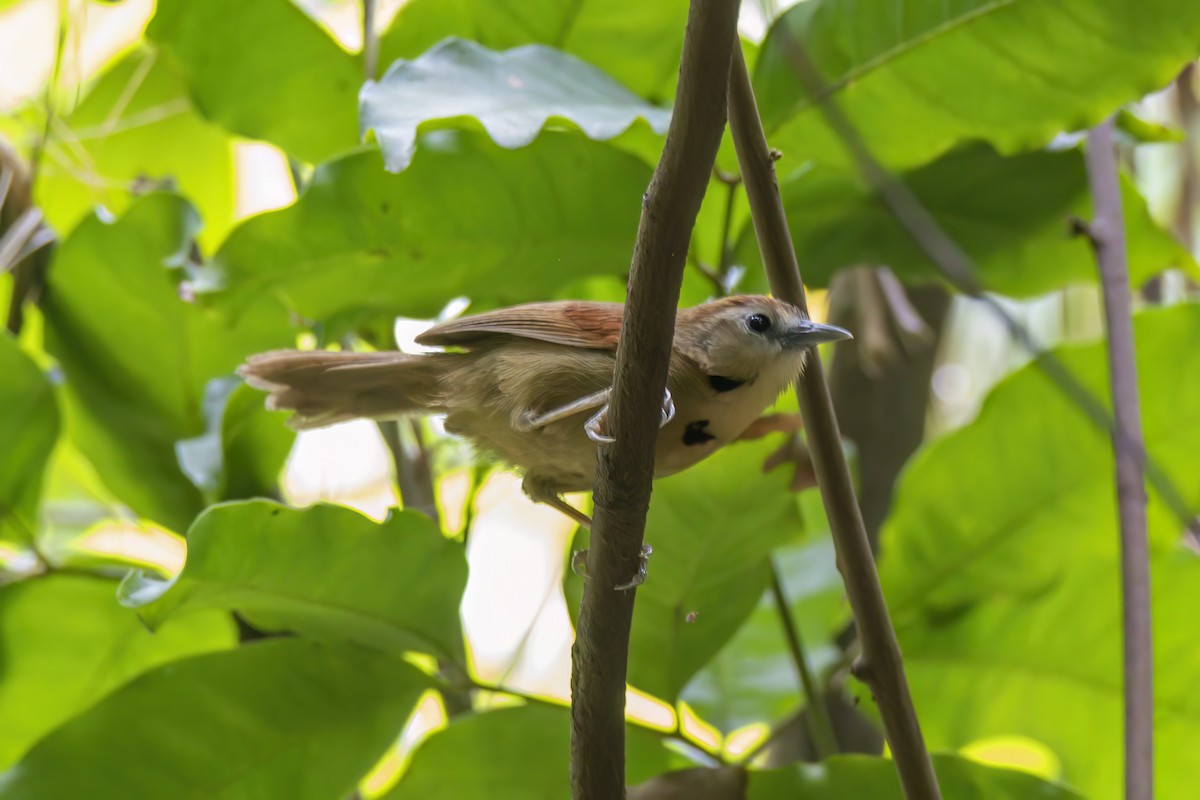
<box><xmin>571</xmin><ymin>544</ymin><xmax>654</xmax><ymax>590</ymax></box>
<box><xmin>584</xmin><ymin>388</ymin><xmax>676</xmax><ymax>444</ymax></box>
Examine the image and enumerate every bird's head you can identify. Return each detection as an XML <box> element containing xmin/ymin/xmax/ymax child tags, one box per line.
<box><xmin>675</xmin><ymin>295</ymin><xmax>852</xmax><ymax>385</ymax></box>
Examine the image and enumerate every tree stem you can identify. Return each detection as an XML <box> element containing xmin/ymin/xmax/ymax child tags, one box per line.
<box><xmin>726</xmin><ymin>43</ymin><xmax>942</xmax><ymax>799</ymax></box>
<box><xmin>1082</xmin><ymin>117</ymin><xmax>1155</xmax><ymax>800</ymax></box>
<box><xmin>768</xmin><ymin>561</ymin><xmax>838</xmax><ymax>759</ymax></box>
<box><xmin>569</xmin><ymin>3</ymin><xmax>740</xmax><ymax>797</ymax></box>
<box><xmin>361</xmin><ymin>0</ymin><xmax>379</xmax><ymax>82</ymax></box>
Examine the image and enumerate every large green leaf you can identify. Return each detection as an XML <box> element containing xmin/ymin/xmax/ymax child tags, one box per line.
<box><xmin>124</xmin><ymin>501</ymin><xmax>468</xmax><ymax>662</ymax></box>
<box><xmin>0</xmin><ymin>639</ymin><xmax>427</xmax><ymax>800</ymax></box>
<box><xmin>361</xmin><ymin>38</ymin><xmax>670</xmax><ymax>172</ymax></box>
<box><xmin>0</xmin><ymin>575</ymin><xmax>234</xmax><ymax>770</ymax></box>
<box><xmin>756</xmin><ymin>0</ymin><xmax>1200</xmax><ymax>171</ymax></box>
<box><xmin>378</xmin><ymin>0</ymin><xmax>690</xmax><ymax>101</ymax></box>
<box><xmin>567</xmin><ymin>440</ymin><xmax>805</xmax><ymax>701</ymax></box>
<box><xmin>897</xmin><ymin>553</ymin><xmax>1200</xmax><ymax>800</ymax></box>
<box><xmin>203</xmin><ymin>133</ymin><xmax>650</xmax><ymax>328</ymax></box>
<box><xmin>749</xmin><ymin>754</ymin><xmax>1082</xmax><ymax>798</ymax></box>
<box><xmin>0</xmin><ymin>335</ymin><xmax>58</xmax><ymax>547</ymax></box>
<box><xmin>218</xmin><ymin>383</ymin><xmax>295</xmax><ymax>501</ymax></box>
<box><xmin>174</xmin><ymin>379</ymin><xmax>295</xmax><ymax>502</ymax></box>
<box><xmin>41</xmin><ymin>194</ymin><xmax>291</xmax><ymax>532</ymax></box>
<box><xmin>880</xmin><ymin>303</ymin><xmax>1200</xmax><ymax>614</ymax></box>
<box><xmin>383</xmin><ymin>704</ymin><xmax>673</xmax><ymax>799</ymax></box>
<box><xmin>34</xmin><ymin>46</ymin><xmax>235</xmax><ymax>248</ymax></box>
<box><xmin>147</xmin><ymin>0</ymin><xmax>361</xmax><ymax>163</ymax></box>
<box><xmin>736</xmin><ymin>144</ymin><xmax>1194</xmax><ymax>296</ymax></box>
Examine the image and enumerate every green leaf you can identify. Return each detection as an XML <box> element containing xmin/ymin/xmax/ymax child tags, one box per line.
<box><xmin>0</xmin><ymin>639</ymin><xmax>428</xmax><ymax>800</ymax></box>
<box><xmin>174</xmin><ymin>379</ymin><xmax>295</xmax><ymax>502</ymax></box>
<box><xmin>749</xmin><ymin>754</ymin><xmax>1082</xmax><ymax>799</ymax></box>
<box><xmin>756</xmin><ymin>0</ymin><xmax>1200</xmax><ymax>171</ymax></box>
<box><xmin>378</xmin><ymin>0</ymin><xmax>691</xmax><ymax>101</ymax></box>
<box><xmin>880</xmin><ymin>304</ymin><xmax>1200</xmax><ymax>614</ymax></box>
<box><xmin>218</xmin><ymin>383</ymin><xmax>295</xmax><ymax>501</ymax></box>
<box><xmin>34</xmin><ymin>46</ymin><xmax>235</xmax><ymax>248</ymax></box>
<box><xmin>41</xmin><ymin>194</ymin><xmax>291</xmax><ymax>532</ymax></box>
<box><xmin>897</xmin><ymin>553</ymin><xmax>1200</xmax><ymax>800</ymax></box>
<box><xmin>125</xmin><ymin>501</ymin><xmax>467</xmax><ymax>662</ymax></box>
<box><xmin>735</xmin><ymin>144</ymin><xmax>1194</xmax><ymax>296</ymax></box>
<box><xmin>361</xmin><ymin>38</ymin><xmax>671</xmax><ymax>172</ymax></box>
<box><xmin>0</xmin><ymin>575</ymin><xmax>234</xmax><ymax>770</ymax></box>
<box><xmin>383</xmin><ymin>704</ymin><xmax>673</xmax><ymax>799</ymax></box>
<box><xmin>567</xmin><ymin>440</ymin><xmax>805</xmax><ymax>701</ymax></box>
<box><xmin>203</xmin><ymin>133</ymin><xmax>650</xmax><ymax>327</ymax></box>
<box><xmin>147</xmin><ymin>0</ymin><xmax>361</xmax><ymax>163</ymax></box>
<box><xmin>682</xmin><ymin>536</ymin><xmax>849</xmax><ymax>733</ymax></box>
<box><xmin>0</xmin><ymin>335</ymin><xmax>58</xmax><ymax>547</ymax></box>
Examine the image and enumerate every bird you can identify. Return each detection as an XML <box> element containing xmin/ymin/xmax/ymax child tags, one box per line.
<box><xmin>239</xmin><ymin>294</ymin><xmax>851</xmax><ymax>534</ymax></box>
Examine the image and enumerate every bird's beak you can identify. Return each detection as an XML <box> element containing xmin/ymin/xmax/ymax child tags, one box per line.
<box><xmin>779</xmin><ymin>320</ymin><xmax>854</xmax><ymax>348</ymax></box>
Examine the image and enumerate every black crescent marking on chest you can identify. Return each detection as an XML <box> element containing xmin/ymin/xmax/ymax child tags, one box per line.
<box><xmin>683</xmin><ymin>419</ymin><xmax>716</xmax><ymax>446</ymax></box>
<box><xmin>707</xmin><ymin>375</ymin><xmax>745</xmax><ymax>393</ymax></box>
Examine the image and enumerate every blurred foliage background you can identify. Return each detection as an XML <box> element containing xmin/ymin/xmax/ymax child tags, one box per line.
<box><xmin>1</xmin><ymin>0</ymin><xmax>1198</xmax><ymax>798</ymax></box>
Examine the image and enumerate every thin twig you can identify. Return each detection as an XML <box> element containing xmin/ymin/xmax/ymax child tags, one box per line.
<box><xmin>727</xmin><ymin>43</ymin><xmax>942</xmax><ymax>799</ymax></box>
<box><xmin>569</xmin><ymin>3</ymin><xmax>740</xmax><ymax>797</ymax></box>
<box><xmin>1175</xmin><ymin>64</ymin><xmax>1197</xmax><ymax>255</ymax></box>
<box><xmin>379</xmin><ymin>419</ymin><xmax>441</xmax><ymax>522</ymax></box>
<box><xmin>716</xmin><ymin>178</ymin><xmax>739</xmax><ymax>280</ymax></box>
<box><xmin>0</xmin><ymin>208</ymin><xmax>43</xmax><ymax>275</ymax></box>
<box><xmin>29</xmin><ymin>0</ymin><xmax>69</xmax><ymax>186</ymax></box>
<box><xmin>361</xmin><ymin>0</ymin><xmax>379</xmax><ymax>82</ymax></box>
<box><xmin>776</xmin><ymin>29</ymin><xmax>1197</xmax><ymax>538</ymax></box>
<box><xmin>1081</xmin><ymin>117</ymin><xmax>1154</xmax><ymax>800</ymax></box>
<box><xmin>460</xmin><ymin>674</ymin><xmax>727</xmax><ymax>764</ymax></box>
<box><xmin>768</xmin><ymin>561</ymin><xmax>838</xmax><ymax>759</ymax></box>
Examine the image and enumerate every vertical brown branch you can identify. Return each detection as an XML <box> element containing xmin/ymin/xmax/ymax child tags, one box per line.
<box><xmin>1082</xmin><ymin>117</ymin><xmax>1155</xmax><ymax>800</ymax></box>
<box><xmin>569</xmin><ymin>2</ymin><xmax>740</xmax><ymax>798</ymax></box>
<box><xmin>727</xmin><ymin>44</ymin><xmax>943</xmax><ymax>799</ymax></box>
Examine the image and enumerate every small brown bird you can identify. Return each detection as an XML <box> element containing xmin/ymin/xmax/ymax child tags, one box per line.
<box><xmin>240</xmin><ymin>295</ymin><xmax>850</xmax><ymax>528</ymax></box>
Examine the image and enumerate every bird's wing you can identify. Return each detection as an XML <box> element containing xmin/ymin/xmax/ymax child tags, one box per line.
<box><xmin>415</xmin><ymin>301</ymin><xmax>624</xmax><ymax>350</ymax></box>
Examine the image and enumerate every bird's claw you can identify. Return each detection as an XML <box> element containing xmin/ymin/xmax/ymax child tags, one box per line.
<box><xmin>584</xmin><ymin>388</ymin><xmax>675</xmax><ymax>444</ymax></box>
<box><xmin>615</xmin><ymin>544</ymin><xmax>653</xmax><ymax>591</ymax></box>
<box><xmin>584</xmin><ymin>409</ymin><xmax>615</xmax><ymax>444</ymax></box>
<box><xmin>571</xmin><ymin>544</ymin><xmax>654</xmax><ymax>591</ymax></box>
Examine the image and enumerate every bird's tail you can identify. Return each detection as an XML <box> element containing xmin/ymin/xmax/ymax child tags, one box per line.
<box><xmin>238</xmin><ymin>350</ymin><xmax>450</xmax><ymax>430</ymax></box>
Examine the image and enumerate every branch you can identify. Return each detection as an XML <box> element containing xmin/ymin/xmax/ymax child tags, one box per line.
<box><xmin>569</xmin><ymin>2</ymin><xmax>740</xmax><ymax>797</ymax></box>
<box><xmin>361</xmin><ymin>0</ymin><xmax>379</xmax><ymax>82</ymax></box>
<box><xmin>378</xmin><ymin>419</ymin><xmax>440</xmax><ymax>523</ymax></box>
<box><xmin>769</xmin><ymin>561</ymin><xmax>838</xmax><ymax>759</ymax></box>
<box><xmin>727</xmin><ymin>44</ymin><xmax>943</xmax><ymax>800</ymax></box>
<box><xmin>1081</xmin><ymin>117</ymin><xmax>1154</xmax><ymax>800</ymax></box>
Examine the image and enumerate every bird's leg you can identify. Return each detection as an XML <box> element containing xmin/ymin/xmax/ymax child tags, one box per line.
<box><xmin>540</xmin><ymin>493</ymin><xmax>593</xmax><ymax>530</ymax></box>
<box><xmin>735</xmin><ymin>412</ymin><xmax>804</xmax><ymax>441</ymax></box>
<box><xmin>523</xmin><ymin>474</ymin><xmax>657</xmax><ymax>591</ymax></box>
<box><xmin>515</xmin><ymin>388</ymin><xmax>611</xmax><ymax>432</ymax></box>
<box><xmin>583</xmin><ymin>387</ymin><xmax>676</xmax><ymax>444</ymax></box>
<box><xmin>736</xmin><ymin>414</ymin><xmax>817</xmax><ymax>493</ymax></box>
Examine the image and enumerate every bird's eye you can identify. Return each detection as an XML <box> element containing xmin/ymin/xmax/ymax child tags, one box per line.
<box><xmin>746</xmin><ymin>313</ymin><xmax>772</xmax><ymax>334</ymax></box>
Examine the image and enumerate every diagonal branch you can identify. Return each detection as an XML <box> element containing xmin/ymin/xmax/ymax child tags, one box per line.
<box><xmin>568</xmin><ymin>2</ymin><xmax>741</xmax><ymax>798</ymax></box>
<box><xmin>727</xmin><ymin>44</ymin><xmax>943</xmax><ymax>799</ymax></box>
<box><xmin>1081</xmin><ymin>117</ymin><xmax>1154</xmax><ymax>800</ymax></box>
